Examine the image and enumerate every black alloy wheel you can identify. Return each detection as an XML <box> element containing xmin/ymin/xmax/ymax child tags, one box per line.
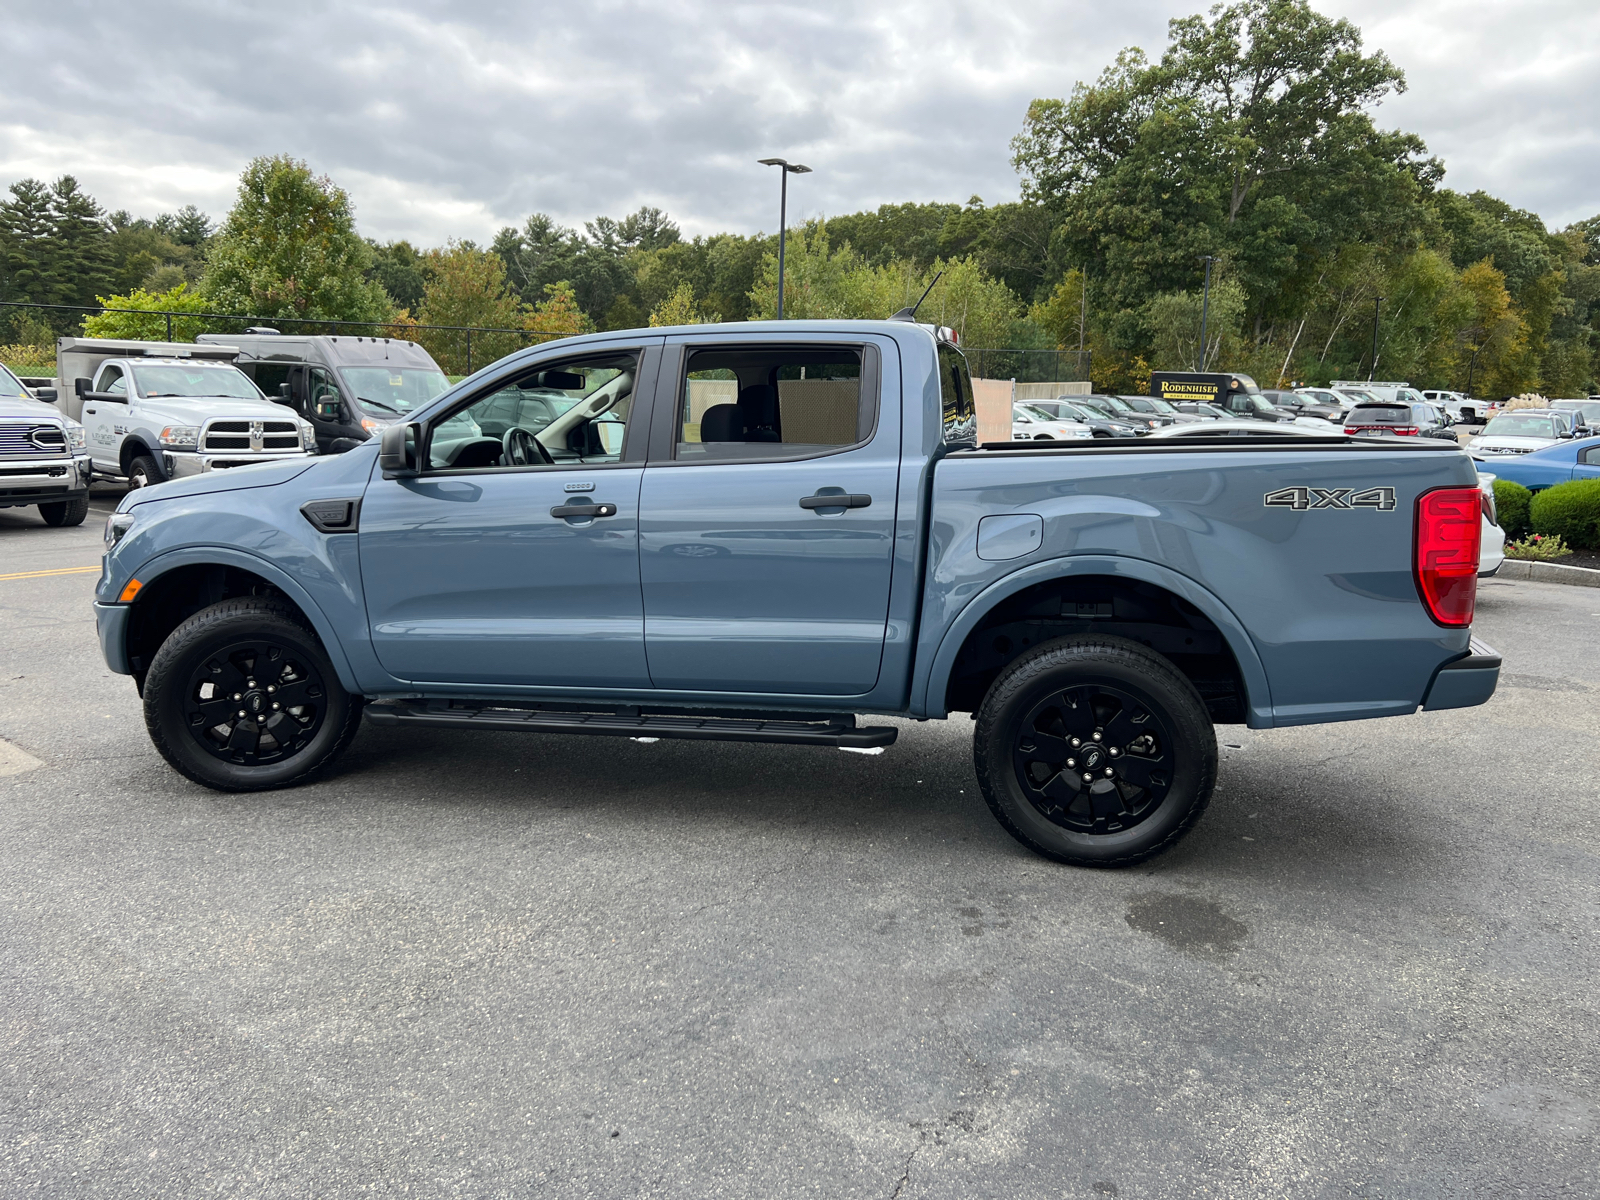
<box><xmin>1012</xmin><ymin>682</ymin><xmax>1173</xmax><ymax>835</ymax></box>
<box><xmin>183</xmin><ymin>638</ymin><xmax>328</xmax><ymax>765</ymax></box>
<box><xmin>143</xmin><ymin>598</ymin><xmax>363</xmax><ymax>791</ymax></box>
<box><xmin>974</xmin><ymin>635</ymin><xmax>1216</xmax><ymax>867</ymax></box>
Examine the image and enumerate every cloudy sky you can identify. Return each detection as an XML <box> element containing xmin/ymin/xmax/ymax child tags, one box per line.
<box><xmin>3</xmin><ymin>0</ymin><xmax>1597</xmax><ymax>244</ymax></box>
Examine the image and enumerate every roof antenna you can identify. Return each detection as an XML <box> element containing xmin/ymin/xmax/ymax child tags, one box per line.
<box><xmin>889</xmin><ymin>271</ymin><xmax>943</xmax><ymax>322</ymax></box>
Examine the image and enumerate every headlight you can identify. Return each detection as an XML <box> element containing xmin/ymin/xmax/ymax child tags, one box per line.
<box><xmin>159</xmin><ymin>425</ymin><xmax>200</xmax><ymax>448</ymax></box>
<box><xmin>299</xmin><ymin>420</ymin><xmax>317</xmax><ymax>450</ymax></box>
<box><xmin>359</xmin><ymin>417</ymin><xmax>389</xmax><ymax>436</ymax></box>
<box><xmin>1072</xmin><ymin>428</ymin><xmax>1093</xmax><ymax>438</ymax></box>
<box><xmin>104</xmin><ymin>511</ymin><xmax>136</xmax><ymax>552</ymax></box>
<box><xmin>63</xmin><ymin>420</ymin><xmax>86</xmax><ymax>450</ymax></box>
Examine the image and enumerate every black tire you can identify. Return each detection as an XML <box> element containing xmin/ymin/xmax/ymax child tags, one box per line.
<box><xmin>973</xmin><ymin>635</ymin><xmax>1217</xmax><ymax>867</ymax></box>
<box><xmin>143</xmin><ymin>598</ymin><xmax>363</xmax><ymax>792</ymax></box>
<box><xmin>38</xmin><ymin>496</ymin><xmax>89</xmax><ymax>527</ymax></box>
<box><xmin>127</xmin><ymin>454</ymin><xmax>161</xmax><ymax>490</ymax></box>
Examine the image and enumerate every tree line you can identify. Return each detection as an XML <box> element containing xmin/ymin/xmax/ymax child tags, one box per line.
<box><xmin>1</xmin><ymin>0</ymin><xmax>1596</xmax><ymax>394</ymax></box>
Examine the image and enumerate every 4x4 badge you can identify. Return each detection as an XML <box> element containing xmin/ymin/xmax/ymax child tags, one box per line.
<box><xmin>1264</xmin><ymin>486</ymin><xmax>1397</xmax><ymax>511</ymax></box>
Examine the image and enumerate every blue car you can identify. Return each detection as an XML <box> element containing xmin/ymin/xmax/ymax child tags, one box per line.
<box><xmin>1477</xmin><ymin>434</ymin><xmax>1600</xmax><ymax>492</ymax></box>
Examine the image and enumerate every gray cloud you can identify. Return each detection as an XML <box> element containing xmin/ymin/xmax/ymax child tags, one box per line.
<box><xmin>1</xmin><ymin>0</ymin><xmax>1595</xmax><ymax>244</ymax></box>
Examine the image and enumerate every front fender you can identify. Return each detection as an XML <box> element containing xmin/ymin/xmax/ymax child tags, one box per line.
<box><xmin>912</xmin><ymin>553</ymin><xmax>1274</xmax><ymax>725</ymax></box>
<box><xmin>109</xmin><ymin>545</ymin><xmax>363</xmax><ymax>696</ymax></box>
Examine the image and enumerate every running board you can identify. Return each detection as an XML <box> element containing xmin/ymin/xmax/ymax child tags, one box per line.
<box><xmin>364</xmin><ymin>700</ymin><xmax>898</xmax><ymax>749</ymax></box>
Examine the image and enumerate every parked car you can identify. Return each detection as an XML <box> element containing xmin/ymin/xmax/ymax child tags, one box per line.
<box><xmin>1345</xmin><ymin>401</ymin><xmax>1455</xmax><ymax>441</ymax></box>
<box><xmin>1114</xmin><ymin>396</ymin><xmax>1184</xmax><ymax>425</ymax></box>
<box><xmin>1475</xmin><ymin>470</ymin><xmax>1506</xmax><ymax>577</ymax></box>
<box><xmin>1012</xmin><ymin>403</ymin><xmax>1093</xmax><ymax>442</ymax></box>
<box><xmin>1469</xmin><ymin>434</ymin><xmax>1600</xmax><ymax>492</ymax></box>
<box><xmin>197</xmin><ymin>331</ymin><xmax>451</xmax><ymax>454</ymax></box>
<box><xmin>52</xmin><ymin>338</ymin><xmax>317</xmax><ymax>488</ymax></box>
<box><xmin>1421</xmin><ymin>390</ymin><xmax>1487</xmax><ymax>423</ymax></box>
<box><xmin>1075</xmin><ymin>394</ymin><xmax>1166</xmax><ymax>432</ymax></box>
<box><xmin>1467</xmin><ymin>409</ymin><xmax>1578</xmax><ymax>458</ymax></box>
<box><xmin>95</xmin><ymin>318</ymin><xmax>1498</xmax><ymax>869</ymax></box>
<box><xmin>1548</xmin><ymin>399</ymin><xmax>1600</xmax><ymax>433</ymax></box>
<box><xmin>1265</xmin><ymin>389</ymin><xmax>1345</xmax><ymax>422</ymax></box>
<box><xmin>1023</xmin><ymin>399</ymin><xmax>1141</xmax><ymax>438</ymax></box>
<box><xmin>0</xmin><ymin>360</ymin><xmax>91</xmax><ymax>525</ymax></box>
<box><xmin>1171</xmin><ymin>401</ymin><xmax>1231</xmax><ymax>420</ymax></box>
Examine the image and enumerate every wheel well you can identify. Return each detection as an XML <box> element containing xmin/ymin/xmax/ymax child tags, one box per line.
<box><xmin>943</xmin><ymin>574</ymin><xmax>1248</xmax><ymax>723</ymax></box>
<box><xmin>120</xmin><ymin>439</ymin><xmax>157</xmax><ymax>475</ymax></box>
<box><xmin>124</xmin><ymin>564</ymin><xmax>309</xmax><ymax>678</ymax></box>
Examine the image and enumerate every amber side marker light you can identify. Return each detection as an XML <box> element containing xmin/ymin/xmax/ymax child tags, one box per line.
<box><xmin>1414</xmin><ymin>487</ymin><xmax>1481</xmax><ymax>626</ymax></box>
<box><xmin>117</xmin><ymin>579</ymin><xmax>143</xmax><ymax>603</ymax></box>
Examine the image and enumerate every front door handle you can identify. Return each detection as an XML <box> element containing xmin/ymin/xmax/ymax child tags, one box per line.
<box><xmin>799</xmin><ymin>492</ymin><xmax>871</xmax><ymax>510</ymax></box>
<box><xmin>550</xmin><ymin>502</ymin><xmax>618</xmax><ymax>519</ymax></box>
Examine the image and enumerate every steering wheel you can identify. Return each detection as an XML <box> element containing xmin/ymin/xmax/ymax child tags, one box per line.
<box><xmin>502</xmin><ymin>426</ymin><xmax>554</xmax><ymax>467</ymax></box>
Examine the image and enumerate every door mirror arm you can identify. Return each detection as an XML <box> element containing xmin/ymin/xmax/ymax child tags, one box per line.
<box><xmin>379</xmin><ymin>422</ymin><xmax>422</xmax><ymax>478</ymax></box>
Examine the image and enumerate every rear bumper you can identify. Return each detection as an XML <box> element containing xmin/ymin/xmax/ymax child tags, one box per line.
<box><xmin>0</xmin><ymin>454</ymin><xmax>91</xmax><ymax>507</ymax></box>
<box><xmin>1422</xmin><ymin>637</ymin><xmax>1500</xmax><ymax>711</ymax></box>
<box><xmin>165</xmin><ymin>450</ymin><xmax>311</xmax><ymax>478</ymax></box>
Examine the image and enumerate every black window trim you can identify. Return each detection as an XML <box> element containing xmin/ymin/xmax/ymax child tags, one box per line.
<box><xmin>646</xmin><ymin>338</ymin><xmax>883</xmax><ymax>468</ymax></box>
<box><xmin>413</xmin><ymin>342</ymin><xmax>661</xmax><ymax>478</ymax></box>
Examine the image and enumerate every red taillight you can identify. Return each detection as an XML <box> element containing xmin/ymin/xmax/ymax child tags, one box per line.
<box><xmin>1414</xmin><ymin>487</ymin><xmax>1481</xmax><ymax>626</ymax></box>
<box><xmin>1393</xmin><ymin>426</ymin><xmax>1419</xmax><ymax>435</ymax></box>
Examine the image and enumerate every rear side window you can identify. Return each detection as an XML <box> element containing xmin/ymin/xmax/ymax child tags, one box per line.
<box><xmin>677</xmin><ymin>344</ymin><xmax>877</xmax><ymax>461</ymax></box>
<box><xmin>937</xmin><ymin>343</ymin><xmax>975</xmax><ymax>445</ymax></box>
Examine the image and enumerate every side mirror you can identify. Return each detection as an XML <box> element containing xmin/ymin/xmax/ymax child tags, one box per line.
<box><xmin>33</xmin><ymin>387</ymin><xmax>56</xmax><ymax>403</ymax></box>
<box><xmin>328</xmin><ymin>437</ymin><xmax>363</xmax><ymax>455</ymax></box>
<box><xmin>316</xmin><ymin>399</ymin><xmax>342</xmax><ymax>420</ymax></box>
<box><xmin>74</xmin><ymin>377</ymin><xmax>91</xmax><ymax>397</ymax></box>
<box><xmin>378</xmin><ymin>422</ymin><xmax>421</xmax><ymax>476</ymax></box>
<box><xmin>277</xmin><ymin>383</ymin><xmax>292</xmax><ymax>399</ymax></box>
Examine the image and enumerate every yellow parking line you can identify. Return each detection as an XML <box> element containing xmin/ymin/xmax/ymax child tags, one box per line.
<box><xmin>0</xmin><ymin>565</ymin><xmax>102</xmax><ymax>581</ymax></box>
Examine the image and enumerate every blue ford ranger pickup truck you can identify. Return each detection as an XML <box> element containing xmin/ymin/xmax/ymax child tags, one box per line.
<box><xmin>94</xmin><ymin>321</ymin><xmax>1499</xmax><ymax>866</ymax></box>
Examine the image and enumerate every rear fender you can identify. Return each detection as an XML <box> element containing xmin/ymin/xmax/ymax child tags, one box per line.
<box><xmin>914</xmin><ymin>554</ymin><xmax>1273</xmax><ymax>725</ymax></box>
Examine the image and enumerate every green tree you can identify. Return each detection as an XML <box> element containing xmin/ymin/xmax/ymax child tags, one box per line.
<box><xmin>648</xmin><ymin>280</ymin><xmax>719</xmax><ymax>326</ymax></box>
<box><xmin>411</xmin><ymin>241</ymin><xmax>527</xmax><ymax>374</ymax></box>
<box><xmin>83</xmin><ymin>283</ymin><xmax>211</xmax><ymax>340</ymax></box>
<box><xmin>366</xmin><ymin>239</ymin><xmax>430</xmax><ymax>312</ymax></box>
<box><xmin>200</xmin><ymin>155</ymin><xmax>392</xmax><ymax>326</ymax></box>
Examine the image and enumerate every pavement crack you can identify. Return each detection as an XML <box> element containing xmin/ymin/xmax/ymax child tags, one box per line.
<box><xmin>888</xmin><ymin>1143</ymin><xmax>919</xmax><ymax>1199</ymax></box>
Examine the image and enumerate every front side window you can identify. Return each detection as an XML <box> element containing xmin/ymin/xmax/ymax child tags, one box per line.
<box><xmin>428</xmin><ymin>350</ymin><xmax>640</xmax><ymax>472</ymax></box>
<box><xmin>0</xmin><ymin>363</ymin><xmax>28</xmax><ymax>398</ymax></box>
<box><xmin>131</xmin><ymin>365</ymin><xmax>262</xmax><ymax>399</ymax></box>
<box><xmin>95</xmin><ymin>365</ymin><xmax>125</xmax><ymax>393</ymax></box>
<box><xmin>677</xmin><ymin>345</ymin><xmax>873</xmax><ymax>461</ymax></box>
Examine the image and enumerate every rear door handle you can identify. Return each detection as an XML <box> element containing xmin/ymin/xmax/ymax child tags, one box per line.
<box><xmin>550</xmin><ymin>502</ymin><xmax>618</xmax><ymax>519</ymax></box>
<box><xmin>799</xmin><ymin>492</ymin><xmax>871</xmax><ymax>510</ymax></box>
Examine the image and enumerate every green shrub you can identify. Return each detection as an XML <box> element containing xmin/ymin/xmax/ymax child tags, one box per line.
<box><xmin>1492</xmin><ymin>479</ymin><xmax>1532</xmax><ymax>539</ymax></box>
<box><xmin>1505</xmin><ymin>533</ymin><xmax>1571</xmax><ymax>560</ymax></box>
<box><xmin>1530</xmin><ymin>477</ymin><xmax>1600</xmax><ymax>549</ymax></box>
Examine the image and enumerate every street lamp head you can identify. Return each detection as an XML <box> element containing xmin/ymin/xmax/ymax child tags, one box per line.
<box><xmin>758</xmin><ymin>158</ymin><xmax>787</xmax><ymax>167</ymax></box>
<box><xmin>787</xmin><ymin>164</ymin><xmax>812</xmax><ymax>174</ymax></box>
<box><xmin>758</xmin><ymin>158</ymin><xmax>812</xmax><ymax>174</ymax></box>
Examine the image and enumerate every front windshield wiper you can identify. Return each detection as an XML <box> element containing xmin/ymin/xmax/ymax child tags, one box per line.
<box><xmin>356</xmin><ymin>395</ymin><xmax>402</xmax><ymax>415</ymax></box>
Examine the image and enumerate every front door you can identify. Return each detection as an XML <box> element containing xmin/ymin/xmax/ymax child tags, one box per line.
<box><xmin>359</xmin><ymin>344</ymin><xmax>657</xmax><ymax>687</ymax></box>
<box><xmin>82</xmin><ymin>364</ymin><xmax>128</xmax><ymax>470</ymax></box>
<box><xmin>639</xmin><ymin>337</ymin><xmax>900</xmax><ymax>696</ymax></box>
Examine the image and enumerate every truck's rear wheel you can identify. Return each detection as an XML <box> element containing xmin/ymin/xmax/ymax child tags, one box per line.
<box><xmin>143</xmin><ymin>598</ymin><xmax>363</xmax><ymax>792</ymax></box>
<box><xmin>38</xmin><ymin>496</ymin><xmax>89</xmax><ymax>526</ymax></box>
<box><xmin>973</xmin><ymin>636</ymin><xmax>1216</xmax><ymax>867</ymax></box>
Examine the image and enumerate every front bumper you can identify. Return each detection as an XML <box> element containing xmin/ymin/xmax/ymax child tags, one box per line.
<box><xmin>1422</xmin><ymin>637</ymin><xmax>1501</xmax><ymax>711</ymax></box>
<box><xmin>0</xmin><ymin>453</ymin><xmax>92</xmax><ymax>508</ymax></box>
<box><xmin>94</xmin><ymin>600</ymin><xmax>132</xmax><ymax>674</ymax></box>
<box><xmin>164</xmin><ymin>450</ymin><xmax>312</xmax><ymax>478</ymax></box>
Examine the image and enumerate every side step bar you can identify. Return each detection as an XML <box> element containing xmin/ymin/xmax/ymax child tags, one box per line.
<box><xmin>364</xmin><ymin>700</ymin><xmax>899</xmax><ymax>749</ymax></box>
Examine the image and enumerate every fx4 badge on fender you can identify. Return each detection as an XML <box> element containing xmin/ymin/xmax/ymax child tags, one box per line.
<box><xmin>1263</xmin><ymin>486</ymin><xmax>1397</xmax><ymax>511</ymax></box>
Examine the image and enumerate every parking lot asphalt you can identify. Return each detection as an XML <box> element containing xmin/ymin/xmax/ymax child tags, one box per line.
<box><xmin>1</xmin><ymin>495</ymin><xmax>1596</xmax><ymax>1199</ymax></box>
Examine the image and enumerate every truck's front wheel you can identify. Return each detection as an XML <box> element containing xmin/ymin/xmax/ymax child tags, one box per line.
<box><xmin>38</xmin><ymin>496</ymin><xmax>89</xmax><ymax>526</ymax></box>
<box><xmin>143</xmin><ymin>599</ymin><xmax>363</xmax><ymax>792</ymax></box>
<box><xmin>973</xmin><ymin>636</ymin><xmax>1216</xmax><ymax>867</ymax></box>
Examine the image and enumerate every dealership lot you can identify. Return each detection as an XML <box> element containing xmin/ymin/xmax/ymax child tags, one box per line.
<box><xmin>1</xmin><ymin>497</ymin><xmax>1596</xmax><ymax>1198</ymax></box>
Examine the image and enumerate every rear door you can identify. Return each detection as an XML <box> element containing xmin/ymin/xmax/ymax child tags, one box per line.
<box><xmin>638</xmin><ymin>335</ymin><xmax>900</xmax><ymax>695</ymax></box>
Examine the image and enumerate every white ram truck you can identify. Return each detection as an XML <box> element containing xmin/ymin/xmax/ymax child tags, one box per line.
<box><xmin>54</xmin><ymin>338</ymin><xmax>316</xmax><ymax>488</ymax></box>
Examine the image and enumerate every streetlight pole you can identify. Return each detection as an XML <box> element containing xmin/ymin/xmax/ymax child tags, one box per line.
<box><xmin>758</xmin><ymin>158</ymin><xmax>811</xmax><ymax>320</ymax></box>
<box><xmin>1369</xmin><ymin>296</ymin><xmax>1384</xmax><ymax>381</ymax></box>
<box><xmin>1197</xmin><ymin>256</ymin><xmax>1217</xmax><ymax>371</ymax></box>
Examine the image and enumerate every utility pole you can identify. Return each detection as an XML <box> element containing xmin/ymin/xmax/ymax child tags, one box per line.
<box><xmin>1077</xmin><ymin>268</ymin><xmax>1087</xmax><ymax>380</ymax></box>
<box><xmin>758</xmin><ymin>158</ymin><xmax>812</xmax><ymax>320</ymax></box>
<box><xmin>1369</xmin><ymin>296</ymin><xmax>1384</xmax><ymax>382</ymax></box>
<box><xmin>1197</xmin><ymin>256</ymin><xmax>1217</xmax><ymax>371</ymax></box>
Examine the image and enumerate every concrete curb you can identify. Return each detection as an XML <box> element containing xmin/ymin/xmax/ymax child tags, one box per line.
<box><xmin>1495</xmin><ymin>559</ymin><xmax>1600</xmax><ymax>587</ymax></box>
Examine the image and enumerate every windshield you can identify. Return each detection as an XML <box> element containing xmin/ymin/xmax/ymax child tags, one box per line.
<box><xmin>1142</xmin><ymin>396</ymin><xmax>1178</xmax><ymax>414</ymax></box>
<box><xmin>1092</xmin><ymin>395</ymin><xmax>1135</xmax><ymax>415</ymax></box>
<box><xmin>1484</xmin><ymin>415</ymin><xmax>1560</xmax><ymax>438</ymax></box>
<box><xmin>131</xmin><ymin>364</ymin><xmax>263</xmax><ymax>399</ymax></box>
<box><xmin>340</xmin><ymin>366</ymin><xmax>451</xmax><ymax>416</ymax></box>
<box><xmin>0</xmin><ymin>363</ymin><xmax>29</xmax><ymax>398</ymax></box>
<box><xmin>1019</xmin><ymin>405</ymin><xmax>1056</xmax><ymax>421</ymax></box>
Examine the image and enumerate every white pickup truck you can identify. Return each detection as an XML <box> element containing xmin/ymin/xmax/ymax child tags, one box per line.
<box><xmin>54</xmin><ymin>338</ymin><xmax>316</xmax><ymax>487</ymax></box>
